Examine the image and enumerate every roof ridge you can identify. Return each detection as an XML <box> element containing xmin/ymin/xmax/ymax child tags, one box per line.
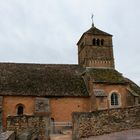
<box><xmin>0</xmin><ymin>62</ymin><xmax>79</xmax><ymax>67</ymax></box>
<box><xmin>85</xmin><ymin>26</ymin><xmax>112</xmax><ymax>36</ymax></box>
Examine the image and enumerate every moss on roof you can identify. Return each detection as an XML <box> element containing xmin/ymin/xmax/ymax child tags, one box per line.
<box><xmin>0</xmin><ymin>63</ymin><xmax>89</xmax><ymax>97</ymax></box>
<box><xmin>125</xmin><ymin>78</ymin><xmax>140</xmax><ymax>96</ymax></box>
<box><xmin>86</xmin><ymin>68</ymin><xmax>126</xmax><ymax>84</ymax></box>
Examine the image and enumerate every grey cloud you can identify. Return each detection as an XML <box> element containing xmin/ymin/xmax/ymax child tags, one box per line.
<box><xmin>0</xmin><ymin>0</ymin><xmax>139</xmax><ymax>85</ymax></box>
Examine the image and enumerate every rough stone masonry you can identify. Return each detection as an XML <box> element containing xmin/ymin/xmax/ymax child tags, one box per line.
<box><xmin>72</xmin><ymin>106</ymin><xmax>140</xmax><ymax>140</ymax></box>
<box><xmin>6</xmin><ymin>114</ymin><xmax>50</xmax><ymax>140</ymax></box>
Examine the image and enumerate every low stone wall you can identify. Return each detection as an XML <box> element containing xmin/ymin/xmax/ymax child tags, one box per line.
<box><xmin>6</xmin><ymin>114</ymin><xmax>50</xmax><ymax>140</ymax></box>
<box><xmin>72</xmin><ymin>106</ymin><xmax>140</xmax><ymax>139</ymax></box>
<box><xmin>0</xmin><ymin>131</ymin><xmax>15</xmax><ymax>140</ymax></box>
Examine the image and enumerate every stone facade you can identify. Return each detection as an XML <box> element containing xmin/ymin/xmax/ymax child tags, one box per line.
<box><xmin>0</xmin><ymin>96</ymin><xmax>3</xmax><ymax>130</ymax></box>
<box><xmin>72</xmin><ymin>106</ymin><xmax>140</xmax><ymax>139</ymax></box>
<box><xmin>2</xmin><ymin>96</ymin><xmax>90</xmax><ymax>129</ymax></box>
<box><xmin>50</xmin><ymin>97</ymin><xmax>90</xmax><ymax>122</ymax></box>
<box><xmin>90</xmin><ymin>84</ymin><xmax>135</xmax><ymax>110</ymax></box>
<box><xmin>2</xmin><ymin>96</ymin><xmax>35</xmax><ymax>128</ymax></box>
<box><xmin>77</xmin><ymin>27</ymin><xmax>114</xmax><ymax>68</ymax></box>
<box><xmin>6</xmin><ymin>115</ymin><xmax>50</xmax><ymax>140</ymax></box>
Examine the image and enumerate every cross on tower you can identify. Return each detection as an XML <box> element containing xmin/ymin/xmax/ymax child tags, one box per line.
<box><xmin>91</xmin><ymin>14</ymin><xmax>94</xmax><ymax>27</ymax></box>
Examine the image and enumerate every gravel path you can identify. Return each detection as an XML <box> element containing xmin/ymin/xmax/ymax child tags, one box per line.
<box><xmin>81</xmin><ymin>129</ymin><xmax>140</xmax><ymax>140</ymax></box>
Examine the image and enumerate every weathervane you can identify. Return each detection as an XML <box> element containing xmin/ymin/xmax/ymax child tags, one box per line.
<box><xmin>91</xmin><ymin>14</ymin><xmax>94</xmax><ymax>27</ymax></box>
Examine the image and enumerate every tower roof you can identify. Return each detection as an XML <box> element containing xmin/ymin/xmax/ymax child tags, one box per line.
<box><xmin>85</xmin><ymin>26</ymin><xmax>112</xmax><ymax>36</ymax></box>
<box><xmin>77</xmin><ymin>26</ymin><xmax>112</xmax><ymax>45</ymax></box>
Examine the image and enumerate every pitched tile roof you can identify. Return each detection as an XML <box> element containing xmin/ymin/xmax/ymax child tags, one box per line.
<box><xmin>126</xmin><ymin>87</ymin><xmax>139</xmax><ymax>97</ymax></box>
<box><xmin>125</xmin><ymin>78</ymin><xmax>140</xmax><ymax>96</ymax></box>
<box><xmin>0</xmin><ymin>63</ymin><xmax>89</xmax><ymax>97</ymax></box>
<box><xmin>86</xmin><ymin>68</ymin><xmax>126</xmax><ymax>84</ymax></box>
<box><xmin>77</xmin><ymin>26</ymin><xmax>112</xmax><ymax>45</ymax></box>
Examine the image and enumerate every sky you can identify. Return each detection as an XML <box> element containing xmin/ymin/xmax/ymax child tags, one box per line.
<box><xmin>0</xmin><ymin>0</ymin><xmax>140</xmax><ymax>85</ymax></box>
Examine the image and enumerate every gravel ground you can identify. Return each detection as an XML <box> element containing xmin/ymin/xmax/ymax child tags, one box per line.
<box><xmin>81</xmin><ymin>129</ymin><xmax>140</xmax><ymax>140</ymax></box>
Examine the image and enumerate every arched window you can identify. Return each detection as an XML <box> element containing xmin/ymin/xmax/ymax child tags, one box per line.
<box><xmin>17</xmin><ymin>104</ymin><xmax>24</xmax><ymax>115</ymax></box>
<box><xmin>97</xmin><ymin>39</ymin><xmax>100</xmax><ymax>46</ymax></box>
<box><xmin>92</xmin><ymin>38</ymin><xmax>96</xmax><ymax>46</ymax></box>
<box><xmin>101</xmin><ymin>39</ymin><xmax>104</xmax><ymax>46</ymax></box>
<box><xmin>111</xmin><ymin>93</ymin><xmax>119</xmax><ymax>105</ymax></box>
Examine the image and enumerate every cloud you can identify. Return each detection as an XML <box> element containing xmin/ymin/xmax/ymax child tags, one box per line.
<box><xmin>0</xmin><ymin>0</ymin><xmax>139</xmax><ymax>85</ymax></box>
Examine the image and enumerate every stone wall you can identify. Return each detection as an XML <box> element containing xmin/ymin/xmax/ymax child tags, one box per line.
<box><xmin>0</xmin><ymin>131</ymin><xmax>15</xmax><ymax>140</ymax></box>
<box><xmin>6</xmin><ymin>114</ymin><xmax>50</xmax><ymax>140</ymax></box>
<box><xmin>72</xmin><ymin>106</ymin><xmax>140</xmax><ymax>140</ymax></box>
<box><xmin>2</xmin><ymin>96</ymin><xmax>35</xmax><ymax>128</ymax></box>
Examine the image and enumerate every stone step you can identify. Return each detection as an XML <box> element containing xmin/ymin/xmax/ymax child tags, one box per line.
<box><xmin>50</xmin><ymin>134</ymin><xmax>72</xmax><ymax>140</ymax></box>
<box><xmin>0</xmin><ymin>131</ymin><xmax>15</xmax><ymax>140</ymax></box>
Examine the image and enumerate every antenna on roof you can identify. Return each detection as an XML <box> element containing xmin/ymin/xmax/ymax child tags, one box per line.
<box><xmin>91</xmin><ymin>14</ymin><xmax>94</xmax><ymax>27</ymax></box>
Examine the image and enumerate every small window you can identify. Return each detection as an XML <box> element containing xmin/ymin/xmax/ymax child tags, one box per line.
<box><xmin>111</xmin><ymin>93</ymin><xmax>119</xmax><ymax>105</ymax></box>
<box><xmin>17</xmin><ymin>104</ymin><xmax>24</xmax><ymax>115</ymax></box>
<box><xmin>97</xmin><ymin>39</ymin><xmax>100</xmax><ymax>46</ymax></box>
<box><xmin>93</xmin><ymin>38</ymin><xmax>96</xmax><ymax>46</ymax></box>
<box><xmin>101</xmin><ymin>39</ymin><xmax>104</xmax><ymax>46</ymax></box>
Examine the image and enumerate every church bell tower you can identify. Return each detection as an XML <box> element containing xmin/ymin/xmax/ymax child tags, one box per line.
<box><xmin>77</xmin><ymin>21</ymin><xmax>115</xmax><ymax>69</ymax></box>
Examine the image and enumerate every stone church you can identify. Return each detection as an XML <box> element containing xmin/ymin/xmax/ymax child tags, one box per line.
<box><xmin>0</xmin><ymin>23</ymin><xmax>140</xmax><ymax>134</ymax></box>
